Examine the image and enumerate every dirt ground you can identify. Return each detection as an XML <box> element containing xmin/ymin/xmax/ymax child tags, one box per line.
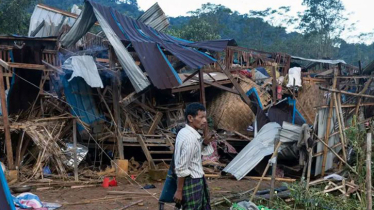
<box><xmin>31</xmin><ymin>177</ymin><xmax>273</xmax><ymax>210</ymax></box>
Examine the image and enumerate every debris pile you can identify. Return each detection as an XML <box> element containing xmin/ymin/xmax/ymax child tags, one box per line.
<box><xmin>0</xmin><ymin>1</ymin><xmax>373</xmax><ymax>209</ymax></box>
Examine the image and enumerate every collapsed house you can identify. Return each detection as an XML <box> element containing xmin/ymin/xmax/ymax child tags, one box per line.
<box><xmin>0</xmin><ymin>1</ymin><xmax>373</xmax><ymax>206</ymax></box>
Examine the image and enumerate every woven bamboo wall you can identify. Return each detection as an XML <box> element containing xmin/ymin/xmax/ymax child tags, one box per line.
<box><xmin>207</xmin><ymin>77</ymin><xmax>271</xmax><ymax>133</ymax></box>
<box><xmin>296</xmin><ymin>83</ymin><xmax>326</xmax><ymax>124</ymax></box>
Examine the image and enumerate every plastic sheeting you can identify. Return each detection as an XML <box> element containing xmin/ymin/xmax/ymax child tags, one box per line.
<box><xmin>223</xmin><ymin>122</ymin><xmax>281</xmax><ymax>180</ymax></box>
<box><xmin>61</xmin><ymin>75</ymin><xmax>104</xmax><ymax>131</ymax></box>
<box><xmin>62</xmin><ymin>143</ymin><xmax>88</xmax><ymax>168</ymax></box>
<box><xmin>287</xmin><ymin>67</ymin><xmax>302</xmax><ymax>87</ymax></box>
<box><xmin>63</xmin><ymin>55</ymin><xmax>103</xmax><ymax>88</ymax></box>
<box><xmin>60</xmin><ymin>2</ymin><xmax>150</xmax><ymax>93</ymax></box>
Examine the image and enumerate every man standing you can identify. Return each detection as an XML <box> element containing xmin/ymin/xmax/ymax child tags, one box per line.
<box><xmin>173</xmin><ymin>103</ymin><xmax>215</xmax><ymax>209</ymax></box>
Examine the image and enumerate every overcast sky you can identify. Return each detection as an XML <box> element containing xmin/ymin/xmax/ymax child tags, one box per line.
<box><xmin>137</xmin><ymin>0</ymin><xmax>374</xmax><ymax>44</ymax></box>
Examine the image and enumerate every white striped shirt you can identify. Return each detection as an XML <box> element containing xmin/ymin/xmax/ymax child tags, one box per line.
<box><xmin>174</xmin><ymin>124</ymin><xmax>214</xmax><ymax>178</ymax></box>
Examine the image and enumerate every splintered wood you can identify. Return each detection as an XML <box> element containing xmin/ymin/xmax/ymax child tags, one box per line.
<box><xmin>23</xmin><ymin>120</ymin><xmax>70</xmax><ymax>179</ymax></box>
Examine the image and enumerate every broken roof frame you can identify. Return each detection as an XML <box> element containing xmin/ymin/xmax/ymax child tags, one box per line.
<box><xmin>59</xmin><ymin>0</ymin><xmax>234</xmax><ymax>92</ymax></box>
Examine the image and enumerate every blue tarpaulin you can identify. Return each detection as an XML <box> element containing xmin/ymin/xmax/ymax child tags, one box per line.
<box><xmin>61</xmin><ymin>74</ymin><xmax>104</xmax><ymax>131</ymax></box>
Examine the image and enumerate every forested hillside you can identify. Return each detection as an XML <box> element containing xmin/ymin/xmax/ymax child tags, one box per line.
<box><xmin>0</xmin><ymin>0</ymin><xmax>373</xmax><ymax>66</ymax></box>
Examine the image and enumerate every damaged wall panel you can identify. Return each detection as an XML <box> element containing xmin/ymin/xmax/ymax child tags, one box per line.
<box><xmin>207</xmin><ymin>76</ymin><xmax>270</xmax><ymax>134</ymax></box>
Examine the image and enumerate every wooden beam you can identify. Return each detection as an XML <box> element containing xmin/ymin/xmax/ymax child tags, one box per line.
<box><xmin>137</xmin><ymin>135</ymin><xmax>156</xmax><ymax>169</ymax></box>
<box><xmin>199</xmin><ymin>69</ymin><xmax>206</xmax><ymax>107</ymax></box>
<box><xmin>30</xmin><ymin>20</ymin><xmax>45</xmax><ymax>37</ymax></box>
<box><xmin>8</xmin><ymin>62</ymin><xmax>49</xmax><ymax>71</ymax></box>
<box><xmin>0</xmin><ymin>36</ymin><xmax>57</xmax><ymax>42</ymax></box>
<box><xmin>147</xmin><ymin>112</ymin><xmax>163</xmax><ymax>135</ymax></box>
<box><xmin>272</xmin><ymin>66</ymin><xmax>277</xmax><ymax>102</ymax></box>
<box><xmin>319</xmin><ymin>87</ymin><xmax>374</xmax><ymax>99</ymax></box>
<box><xmin>36</xmin><ymin>4</ymin><xmax>100</xmax><ymax>26</ymax></box>
<box><xmin>0</xmin><ymin>66</ymin><xmax>14</xmax><ymax>169</ymax></box>
<box><xmin>204</xmin><ymin>80</ymin><xmax>238</xmax><ymax>94</ymax></box>
<box><xmin>172</xmin><ymin>80</ymin><xmax>232</xmax><ymax>93</ymax></box>
<box><xmin>0</xmin><ymin>59</ymin><xmax>50</xmax><ymax>71</ymax></box>
<box><xmin>42</xmin><ymin>60</ymin><xmax>63</xmax><ymax>74</ymax></box>
<box><xmin>182</xmin><ymin>70</ymin><xmax>199</xmax><ymax>83</ymax></box>
<box><xmin>217</xmin><ymin>62</ymin><xmax>255</xmax><ymax>112</ymax></box>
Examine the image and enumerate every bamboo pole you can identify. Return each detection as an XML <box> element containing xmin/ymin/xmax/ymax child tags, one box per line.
<box><xmin>270</xmin><ymin>139</ymin><xmax>279</xmax><ymax>204</ymax></box>
<box><xmin>73</xmin><ymin>119</ymin><xmax>78</xmax><ymax>182</ymax></box>
<box><xmin>0</xmin><ymin>66</ymin><xmax>14</xmax><ymax>169</ymax></box>
<box><xmin>321</xmin><ymin>73</ymin><xmax>337</xmax><ymax>176</ymax></box>
<box><xmin>306</xmin><ymin>148</ymin><xmax>313</xmax><ymax>190</ymax></box>
<box><xmin>333</xmin><ymin>93</ymin><xmax>347</xmax><ymax>161</ymax></box>
<box><xmin>319</xmin><ymin>87</ymin><xmax>374</xmax><ymax>99</ymax></box>
<box><xmin>366</xmin><ymin>132</ymin><xmax>372</xmax><ymax>210</ymax></box>
<box><xmin>250</xmin><ymin>141</ymin><xmax>282</xmax><ymax>201</ymax></box>
<box><xmin>314</xmin><ymin>133</ymin><xmax>358</xmax><ymax>175</ymax></box>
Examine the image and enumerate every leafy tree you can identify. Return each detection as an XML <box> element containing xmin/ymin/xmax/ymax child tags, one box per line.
<box><xmin>298</xmin><ymin>0</ymin><xmax>347</xmax><ymax>58</ymax></box>
<box><xmin>0</xmin><ymin>0</ymin><xmax>37</xmax><ymax>35</ymax></box>
<box><xmin>167</xmin><ymin>18</ymin><xmax>220</xmax><ymax>41</ymax></box>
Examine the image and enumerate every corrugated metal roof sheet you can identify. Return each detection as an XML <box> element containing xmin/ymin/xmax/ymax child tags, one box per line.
<box><xmin>28</xmin><ymin>4</ymin><xmax>81</xmax><ymax>37</ymax></box>
<box><xmin>223</xmin><ymin>122</ymin><xmax>281</xmax><ymax>180</ymax></box>
<box><xmin>137</xmin><ymin>3</ymin><xmax>169</xmax><ymax>32</ymax></box>
<box><xmin>291</xmin><ymin>56</ymin><xmax>346</xmax><ymax>65</ymax></box>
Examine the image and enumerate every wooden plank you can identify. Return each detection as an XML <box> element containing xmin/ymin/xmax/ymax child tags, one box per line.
<box><xmin>8</xmin><ymin>62</ymin><xmax>49</xmax><ymax>71</ymax></box>
<box><xmin>147</xmin><ymin>112</ymin><xmax>163</xmax><ymax>134</ymax></box>
<box><xmin>0</xmin><ymin>66</ymin><xmax>14</xmax><ymax>169</ymax></box>
<box><xmin>137</xmin><ymin>135</ymin><xmax>156</xmax><ymax>169</ymax></box>
<box><xmin>0</xmin><ymin>36</ymin><xmax>57</xmax><ymax>42</ymax></box>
